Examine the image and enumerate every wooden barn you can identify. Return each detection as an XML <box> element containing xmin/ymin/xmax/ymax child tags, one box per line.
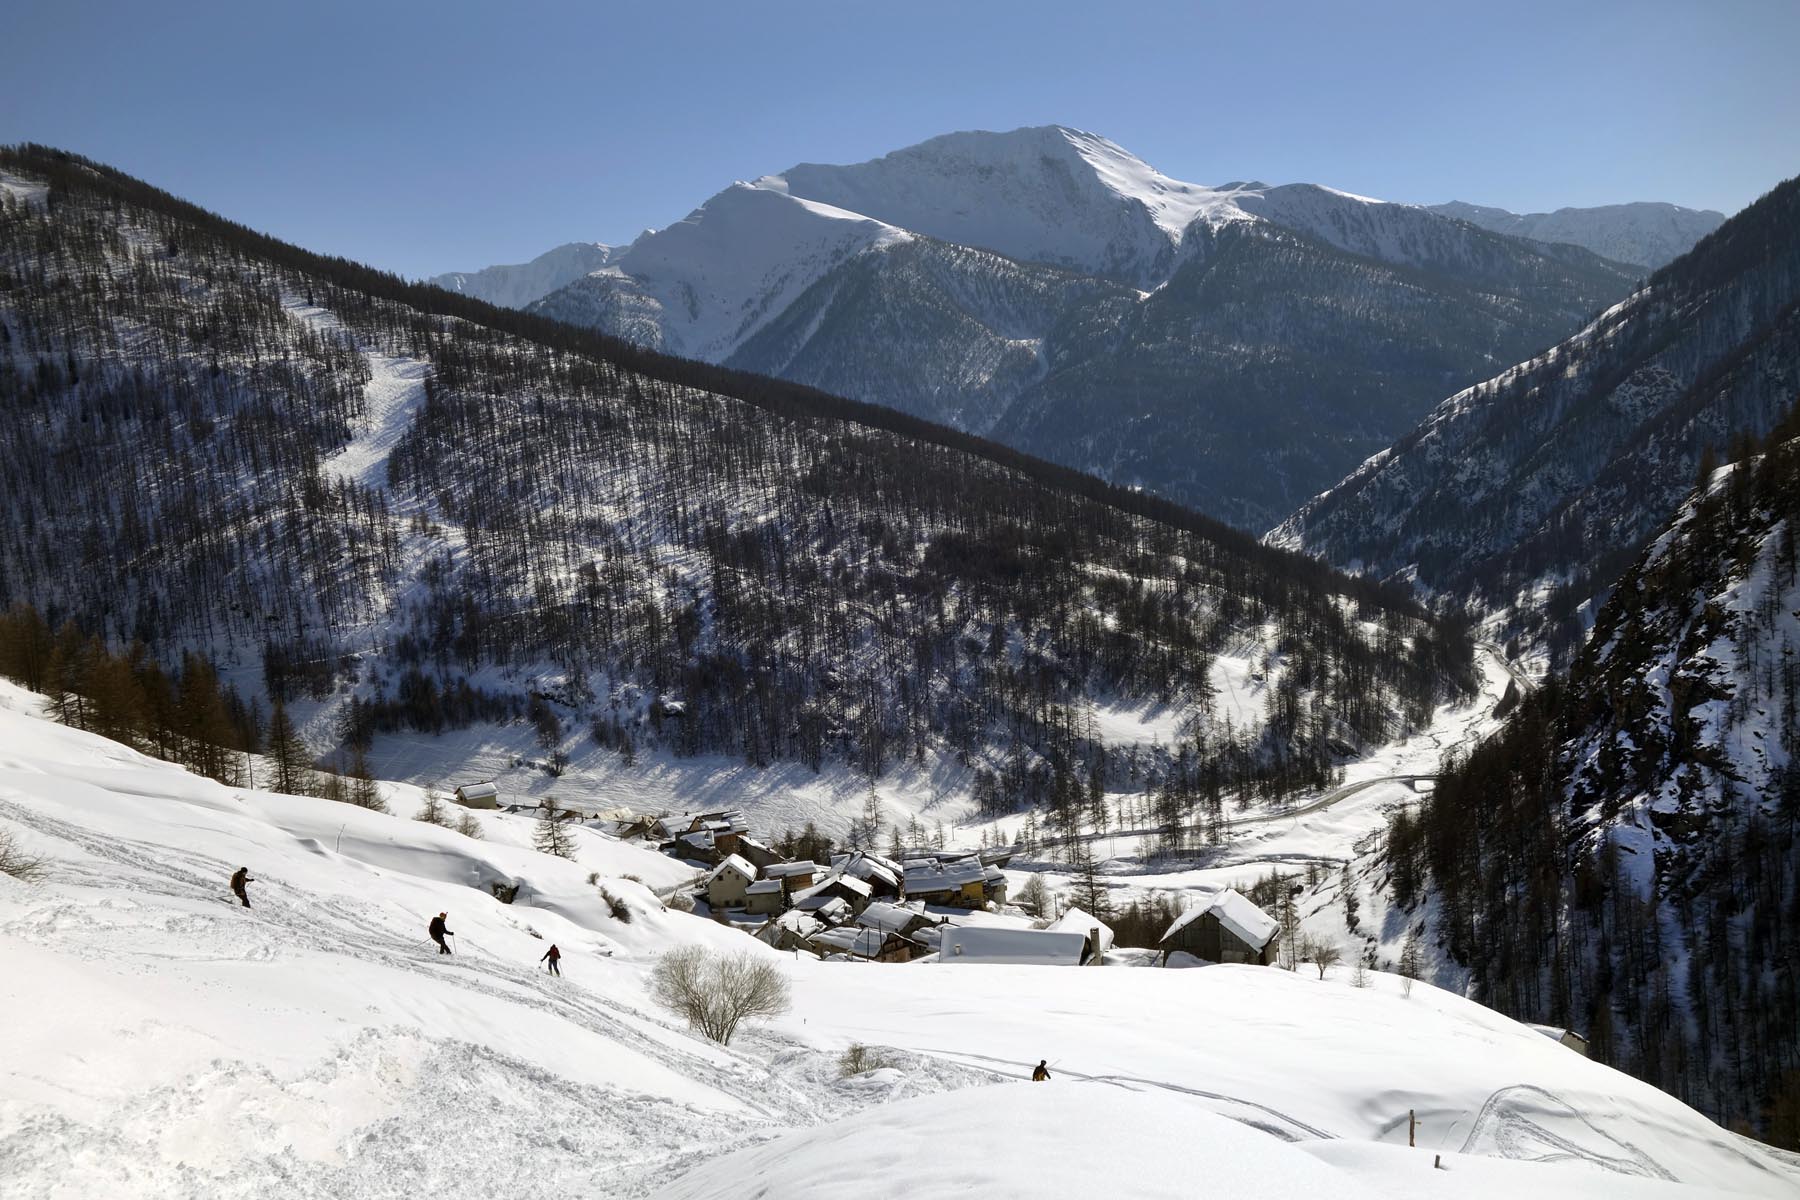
<box><xmin>1158</xmin><ymin>888</ymin><xmax>1279</xmax><ymax>966</ymax></box>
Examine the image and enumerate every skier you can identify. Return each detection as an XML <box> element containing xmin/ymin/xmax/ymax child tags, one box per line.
<box><xmin>229</xmin><ymin>867</ymin><xmax>254</xmax><ymax>908</ymax></box>
<box><xmin>540</xmin><ymin>943</ymin><xmax>561</xmax><ymax>976</ymax></box>
<box><xmin>1031</xmin><ymin>1059</ymin><xmax>1051</xmax><ymax>1082</ymax></box>
<box><xmin>429</xmin><ymin>911</ymin><xmax>453</xmax><ymax>955</ymax></box>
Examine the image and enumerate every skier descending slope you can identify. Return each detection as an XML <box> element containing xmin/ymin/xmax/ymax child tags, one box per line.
<box><xmin>1032</xmin><ymin>1060</ymin><xmax>1051</xmax><ymax>1082</ymax></box>
<box><xmin>428</xmin><ymin>911</ymin><xmax>453</xmax><ymax>955</ymax></box>
<box><xmin>229</xmin><ymin>866</ymin><xmax>254</xmax><ymax>908</ymax></box>
<box><xmin>541</xmin><ymin>943</ymin><xmax>562</xmax><ymax>976</ymax></box>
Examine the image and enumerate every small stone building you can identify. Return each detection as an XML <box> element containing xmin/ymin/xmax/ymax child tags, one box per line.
<box><xmin>744</xmin><ymin>878</ymin><xmax>787</xmax><ymax>916</ymax></box>
<box><xmin>454</xmin><ymin>781</ymin><xmax>500</xmax><ymax>809</ymax></box>
<box><xmin>703</xmin><ymin>854</ymin><xmax>757</xmax><ymax>910</ymax></box>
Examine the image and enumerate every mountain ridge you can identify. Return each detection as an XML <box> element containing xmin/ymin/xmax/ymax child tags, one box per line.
<box><xmin>524</xmin><ymin>125</ymin><xmax>1637</xmax><ymax>526</ymax></box>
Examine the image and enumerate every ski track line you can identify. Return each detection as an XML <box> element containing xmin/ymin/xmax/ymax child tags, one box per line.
<box><xmin>1460</xmin><ymin>1083</ymin><xmax>1677</xmax><ymax>1181</ymax></box>
<box><xmin>900</xmin><ymin>1045</ymin><xmax>1337</xmax><ymax>1142</ymax></box>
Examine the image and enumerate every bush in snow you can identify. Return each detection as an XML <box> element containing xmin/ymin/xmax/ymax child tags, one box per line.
<box><xmin>837</xmin><ymin>1043</ymin><xmax>896</xmax><ymax>1078</ymax></box>
<box><xmin>650</xmin><ymin>946</ymin><xmax>790</xmax><ymax>1046</ymax></box>
<box><xmin>0</xmin><ymin>828</ymin><xmax>47</xmax><ymax>882</ymax></box>
<box><xmin>600</xmin><ymin>888</ymin><xmax>633</xmax><ymax>923</ymax></box>
<box><xmin>453</xmin><ymin>809</ymin><xmax>484</xmax><ymax>840</ymax></box>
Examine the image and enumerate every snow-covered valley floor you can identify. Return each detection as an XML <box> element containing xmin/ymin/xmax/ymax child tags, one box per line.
<box><xmin>2</xmin><ymin>680</ymin><xmax>1794</xmax><ymax>1199</ymax></box>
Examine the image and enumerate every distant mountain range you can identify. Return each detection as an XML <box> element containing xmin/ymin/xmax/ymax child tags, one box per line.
<box><xmin>1427</xmin><ymin>200</ymin><xmax>1724</xmax><ymax>270</ymax></box>
<box><xmin>430</xmin><ymin>241</ymin><xmax>614</xmax><ymax>308</ymax></box>
<box><xmin>1272</xmin><ymin>173</ymin><xmax>1800</xmax><ymax>658</ymax></box>
<box><xmin>433</xmin><ymin>127</ymin><xmax>1652</xmax><ymax>528</ymax></box>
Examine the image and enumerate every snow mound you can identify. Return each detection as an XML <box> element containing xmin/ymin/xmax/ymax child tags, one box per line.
<box><xmin>649</xmin><ymin>1081</ymin><xmax>1380</xmax><ymax>1200</ymax></box>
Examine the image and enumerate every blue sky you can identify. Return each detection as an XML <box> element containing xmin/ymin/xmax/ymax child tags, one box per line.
<box><xmin>7</xmin><ymin>0</ymin><xmax>1796</xmax><ymax>278</ymax></box>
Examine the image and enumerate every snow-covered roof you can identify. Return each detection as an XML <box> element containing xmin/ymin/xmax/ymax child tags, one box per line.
<box><xmin>838</xmin><ymin>852</ymin><xmax>900</xmax><ymax>892</ymax></box>
<box><xmin>763</xmin><ymin>860</ymin><xmax>817</xmax><ymax>879</ymax></box>
<box><xmin>753</xmin><ymin>911</ymin><xmax>822</xmax><ymax>945</ymax></box>
<box><xmin>795</xmin><ymin>896</ymin><xmax>850</xmax><ymax>922</ymax></box>
<box><xmin>808</xmin><ymin>927</ymin><xmax>892</xmax><ymax>958</ymax></box>
<box><xmin>939</xmin><ymin>927</ymin><xmax>1087</xmax><ymax>965</ymax></box>
<box><xmin>703</xmin><ymin>854</ymin><xmax>755</xmax><ymax>885</ymax></box>
<box><xmin>1046</xmin><ymin>907</ymin><xmax>1115</xmax><ymax>953</ymax></box>
<box><xmin>456</xmin><ymin>782</ymin><xmax>499</xmax><ymax>799</ymax></box>
<box><xmin>902</xmin><ymin>856</ymin><xmax>986</xmax><ymax>895</ymax></box>
<box><xmin>745</xmin><ymin>879</ymin><xmax>785</xmax><ymax>895</ymax></box>
<box><xmin>1161</xmin><ymin>889</ymin><xmax>1278</xmax><ymax>951</ymax></box>
<box><xmin>856</xmin><ymin>901</ymin><xmax>930</xmax><ymax>934</ymax></box>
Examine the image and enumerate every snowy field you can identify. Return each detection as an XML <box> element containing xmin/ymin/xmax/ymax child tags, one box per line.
<box><xmin>2</xmin><ymin>681</ymin><xmax>1796</xmax><ymax>1197</ymax></box>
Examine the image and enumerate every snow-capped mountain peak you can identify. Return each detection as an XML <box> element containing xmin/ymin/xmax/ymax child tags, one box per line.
<box><xmin>773</xmin><ymin>124</ymin><xmax>1242</xmax><ymax>285</ymax></box>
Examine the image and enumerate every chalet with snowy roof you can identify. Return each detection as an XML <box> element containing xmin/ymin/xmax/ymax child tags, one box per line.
<box><xmin>792</xmin><ymin>872</ymin><xmax>872</xmax><ymax>915</ymax></box>
<box><xmin>900</xmin><ymin>855</ymin><xmax>1000</xmax><ymax>907</ymax></box>
<box><xmin>939</xmin><ymin>926</ymin><xmax>1091</xmax><ymax>966</ymax></box>
<box><xmin>761</xmin><ymin>860</ymin><xmax>818</xmax><ymax>892</ymax></box>
<box><xmin>736</xmin><ymin>836</ymin><xmax>784</xmax><ymax>871</ymax></box>
<box><xmin>855</xmin><ymin>901</ymin><xmax>943</xmax><ymax>940</ymax></box>
<box><xmin>793</xmin><ymin>895</ymin><xmax>850</xmax><ymax>925</ymax></box>
<box><xmin>1046</xmin><ymin>906</ymin><xmax>1115</xmax><ymax>965</ymax></box>
<box><xmin>834</xmin><ymin>850</ymin><xmax>902</xmax><ymax>899</ymax></box>
<box><xmin>703</xmin><ymin>854</ymin><xmax>757</xmax><ymax>910</ymax></box>
<box><xmin>807</xmin><ymin>925</ymin><xmax>919</xmax><ymax>963</ymax></box>
<box><xmin>1158</xmin><ymin>888</ymin><xmax>1279</xmax><ymax>966</ymax></box>
<box><xmin>753</xmin><ymin>910</ymin><xmax>825</xmax><ymax>953</ymax></box>
<box><xmin>453</xmin><ymin>781</ymin><xmax>500</xmax><ymax>809</ymax></box>
<box><xmin>744</xmin><ymin>878</ymin><xmax>787</xmax><ymax>916</ymax></box>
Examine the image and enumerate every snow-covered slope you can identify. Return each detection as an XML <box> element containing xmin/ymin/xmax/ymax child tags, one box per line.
<box><xmin>428</xmin><ymin>241</ymin><xmax>615</xmax><ymax>308</ymax></box>
<box><xmin>563</xmin><ymin>182</ymin><xmax>911</xmax><ymax>360</ymax></box>
<box><xmin>1430</xmin><ymin>200</ymin><xmax>1725</xmax><ymax>270</ymax></box>
<box><xmin>2</xmin><ymin>685</ymin><xmax>1794</xmax><ymax>1197</ymax></box>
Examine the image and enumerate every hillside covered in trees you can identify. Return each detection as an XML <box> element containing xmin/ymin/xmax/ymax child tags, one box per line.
<box><xmin>0</xmin><ymin>145</ymin><xmax>1475</xmax><ymax>821</ymax></box>
<box><xmin>1384</xmin><ymin>414</ymin><xmax>1800</xmax><ymax>1145</ymax></box>
<box><xmin>1275</xmin><ymin>173</ymin><xmax>1800</xmax><ymax>662</ymax></box>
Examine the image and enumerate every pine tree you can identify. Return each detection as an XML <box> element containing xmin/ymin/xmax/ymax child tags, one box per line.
<box><xmin>1068</xmin><ymin>837</ymin><xmax>1111</xmax><ymax>920</ymax></box>
<box><xmin>266</xmin><ymin>700</ymin><xmax>312</xmax><ymax>796</ymax></box>
<box><xmin>348</xmin><ymin>747</ymin><xmax>385</xmax><ymax>812</ymax></box>
<box><xmin>415</xmin><ymin>786</ymin><xmax>450</xmax><ymax>827</ymax></box>
<box><xmin>534</xmin><ymin>801</ymin><xmax>576</xmax><ymax>858</ymax></box>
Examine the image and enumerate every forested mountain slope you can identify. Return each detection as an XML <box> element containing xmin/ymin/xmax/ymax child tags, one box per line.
<box><xmin>0</xmin><ymin>145</ymin><xmax>1472</xmax><ymax>815</ymax></box>
<box><xmin>1384</xmin><ymin>419</ymin><xmax>1800</xmax><ymax>1144</ymax></box>
<box><xmin>1274</xmin><ymin>173</ymin><xmax>1800</xmax><ymax>659</ymax></box>
<box><xmin>528</xmin><ymin>126</ymin><xmax>1635</xmax><ymax>528</ymax></box>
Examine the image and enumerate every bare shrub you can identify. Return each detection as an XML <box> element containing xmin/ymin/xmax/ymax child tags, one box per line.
<box><xmin>0</xmin><ymin>828</ymin><xmax>47</xmax><ymax>882</ymax></box>
<box><xmin>453</xmin><ymin>809</ymin><xmax>484</xmax><ymax>839</ymax></box>
<box><xmin>650</xmin><ymin>946</ymin><xmax>790</xmax><ymax>1045</ymax></box>
<box><xmin>1304</xmin><ymin>937</ymin><xmax>1342</xmax><ymax>979</ymax></box>
<box><xmin>838</xmin><ymin>1042</ymin><xmax>896</xmax><ymax>1077</ymax></box>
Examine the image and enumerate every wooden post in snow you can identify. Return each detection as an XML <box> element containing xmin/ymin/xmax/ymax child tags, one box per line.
<box><xmin>1409</xmin><ymin>1109</ymin><xmax>1416</xmax><ymax>1148</ymax></box>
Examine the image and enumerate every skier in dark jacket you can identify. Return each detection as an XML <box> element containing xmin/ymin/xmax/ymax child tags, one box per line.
<box><xmin>429</xmin><ymin>912</ymin><xmax>453</xmax><ymax>955</ymax></box>
<box><xmin>230</xmin><ymin>867</ymin><xmax>254</xmax><ymax>908</ymax></box>
<box><xmin>541</xmin><ymin>944</ymin><xmax>561</xmax><ymax>976</ymax></box>
<box><xmin>1031</xmin><ymin>1060</ymin><xmax>1051</xmax><ymax>1082</ymax></box>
